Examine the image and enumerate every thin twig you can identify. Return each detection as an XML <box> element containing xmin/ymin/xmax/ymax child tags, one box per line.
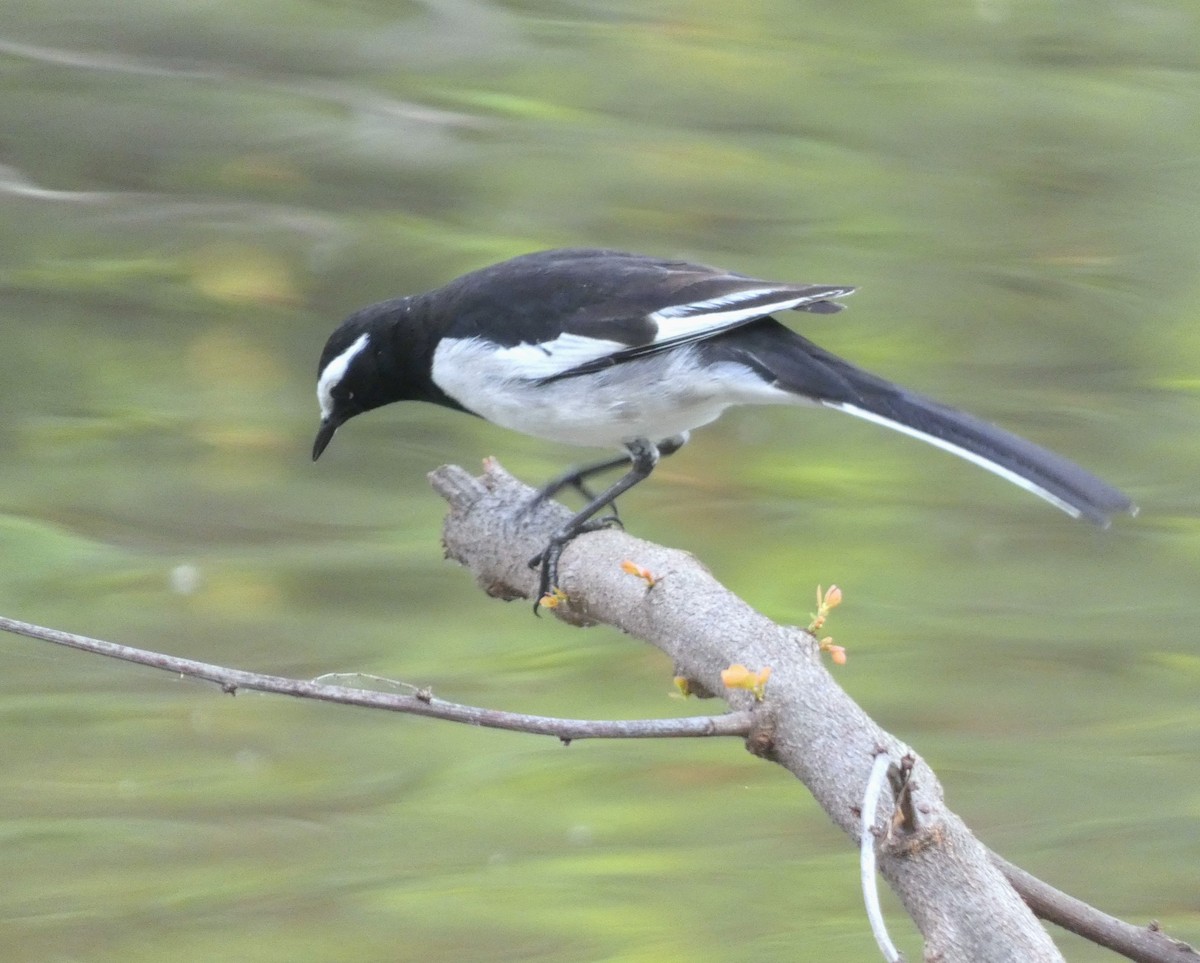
<box><xmin>0</xmin><ymin>615</ymin><xmax>752</xmax><ymax>742</ymax></box>
<box><xmin>991</xmin><ymin>851</ymin><xmax>1200</xmax><ymax>963</ymax></box>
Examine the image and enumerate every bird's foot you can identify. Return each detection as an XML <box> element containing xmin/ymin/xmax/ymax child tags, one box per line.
<box><xmin>529</xmin><ymin>540</ymin><xmax>567</xmax><ymax>615</ymax></box>
<box><xmin>528</xmin><ymin>517</ymin><xmax>620</xmax><ymax>615</ymax></box>
<box><xmin>589</xmin><ymin>510</ymin><xmax>623</xmax><ymax>530</ymax></box>
<box><xmin>526</xmin><ymin>439</ymin><xmax>661</xmax><ymax>616</ymax></box>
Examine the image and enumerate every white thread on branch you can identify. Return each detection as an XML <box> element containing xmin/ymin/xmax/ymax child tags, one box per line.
<box><xmin>862</xmin><ymin>751</ymin><xmax>902</xmax><ymax>963</ymax></box>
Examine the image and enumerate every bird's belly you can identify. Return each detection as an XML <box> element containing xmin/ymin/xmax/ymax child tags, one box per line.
<box><xmin>431</xmin><ymin>341</ymin><xmax>791</xmax><ymax>450</ymax></box>
<box><xmin>494</xmin><ymin>384</ymin><xmax>732</xmax><ymax>448</ymax></box>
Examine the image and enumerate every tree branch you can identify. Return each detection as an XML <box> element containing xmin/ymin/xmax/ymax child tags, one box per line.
<box><xmin>4</xmin><ymin>456</ymin><xmax>1193</xmax><ymax>963</ymax></box>
<box><xmin>0</xmin><ymin>615</ymin><xmax>750</xmax><ymax>742</ymax></box>
<box><xmin>990</xmin><ymin>853</ymin><xmax>1199</xmax><ymax>963</ymax></box>
<box><xmin>430</xmin><ymin>458</ymin><xmax>1198</xmax><ymax>963</ymax></box>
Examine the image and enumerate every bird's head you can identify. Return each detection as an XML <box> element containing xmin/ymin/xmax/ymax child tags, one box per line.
<box><xmin>312</xmin><ymin>311</ymin><xmax>401</xmax><ymax>460</ymax></box>
<box><xmin>312</xmin><ymin>295</ymin><xmax>475</xmax><ymax>460</ymax></box>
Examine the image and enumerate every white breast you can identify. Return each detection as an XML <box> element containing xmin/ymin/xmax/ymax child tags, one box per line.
<box><xmin>430</xmin><ymin>337</ymin><xmax>795</xmax><ymax>450</ymax></box>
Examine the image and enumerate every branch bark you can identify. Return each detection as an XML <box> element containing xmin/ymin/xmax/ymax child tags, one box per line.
<box><xmin>3</xmin><ymin>458</ymin><xmax>1191</xmax><ymax>962</ymax></box>
<box><xmin>0</xmin><ymin>615</ymin><xmax>751</xmax><ymax>741</ymax></box>
<box><xmin>431</xmin><ymin>459</ymin><xmax>1197</xmax><ymax>963</ymax></box>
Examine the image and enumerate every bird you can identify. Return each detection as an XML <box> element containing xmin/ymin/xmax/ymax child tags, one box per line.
<box><xmin>312</xmin><ymin>247</ymin><xmax>1135</xmax><ymax>609</ymax></box>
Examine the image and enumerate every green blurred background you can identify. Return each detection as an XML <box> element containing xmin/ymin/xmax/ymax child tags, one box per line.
<box><xmin>1</xmin><ymin>1</ymin><xmax>1197</xmax><ymax>960</ymax></box>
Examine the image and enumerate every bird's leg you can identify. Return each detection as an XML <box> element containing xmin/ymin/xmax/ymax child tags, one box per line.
<box><xmin>526</xmin><ymin>433</ymin><xmax>688</xmax><ymax>526</ymax></box>
<box><xmin>527</xmin><ymin>453</ymin><xmax>633</xmax><ymax>526</ymax></box>
<box><xmin>530</xmin><ymin>438</ymin><xmax>660</xmax><ymax>613</ymax></box>
<box><xmin>535</xmin><ymin>454</ymin><xmax>633</xmax><ymax>501</ymax></box>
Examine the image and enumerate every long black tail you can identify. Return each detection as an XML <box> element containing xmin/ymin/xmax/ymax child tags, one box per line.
<box><xmin>707</xmin><ymin>321</ymin><xmax>1135</xmax><ymax>525</ymax></box>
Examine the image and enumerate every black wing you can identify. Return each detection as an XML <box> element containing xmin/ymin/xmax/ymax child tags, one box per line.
<box><xmin>429</xmin><ymin>249</ymin><xmax>853</xmax><ymax>381</ymax></box>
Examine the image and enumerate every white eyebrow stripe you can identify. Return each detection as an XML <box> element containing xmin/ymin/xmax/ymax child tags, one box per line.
<box><xmin>317</xmin><ymin>332</ymin><xmax>370</xmax><ymax>418</ymax></box>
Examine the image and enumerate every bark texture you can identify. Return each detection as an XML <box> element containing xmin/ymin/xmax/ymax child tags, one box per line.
<box><xmin>431</xmin><ymin>460</ymin><xmax>1065</xmax><ymax>963</ymax></box>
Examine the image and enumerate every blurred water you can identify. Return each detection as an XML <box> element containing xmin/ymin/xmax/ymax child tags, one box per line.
<box><xmin>1</xmin><ymin>1</ymin><xmax>1198</xmax><ymax>960</ymax></box>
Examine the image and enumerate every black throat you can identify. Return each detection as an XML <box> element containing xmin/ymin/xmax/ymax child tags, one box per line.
<box><xmin>348</xmin><ymin>295</ymin><xmax>472</xmax><ymax>415</ymax></box>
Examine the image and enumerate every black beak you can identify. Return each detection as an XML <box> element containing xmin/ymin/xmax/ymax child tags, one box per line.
<box><xmin>312</xmin><ymin>418</ymin><xmax>340</xmax><ymax>461</ymax></box>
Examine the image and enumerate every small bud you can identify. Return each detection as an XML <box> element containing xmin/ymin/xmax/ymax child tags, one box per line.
<box><xmin>721</xmin><ymin>664</ymin><xmax>750</xmax><ymax>688</ymax></box>
<box><xmin>720</xmin><ymin>663</ymin><xmax>771</xmax><ymax>700</ymax></box>
<box><xmin>819</xmin><ymin>637</ymin><xmax>848</xmax><ymax>665</ymax></box>
<box><xmin>808</xmin><ymin>583</ymin><xmax>845</xmax><ymax>632</ymax></box>
<box><xmin>750</xmin><ymin>666</ymin><xmax>772</xmax><ymax>698</ymax></box>
<box><xmin>620</xmin><ymin>559</ymin><xmax>657</xmax><ymax>588</ymax></box>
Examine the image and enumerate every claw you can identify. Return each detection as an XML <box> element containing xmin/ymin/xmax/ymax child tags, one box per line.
<box><xmin>531</xmin><ymin>539</ymin><xmax>566</xmax><ymax>615</ymax></box>
<box><xmin>524</xmin><ymin>438</ymin><xmax>664</xmax><ymax>617</ymax></box>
